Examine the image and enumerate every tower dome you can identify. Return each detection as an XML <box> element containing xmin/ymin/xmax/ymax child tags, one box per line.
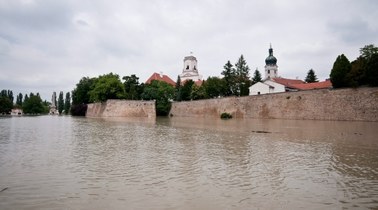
<box><xmin>265</xmin><ymin>45</ymin><xmax>277</xmax><ymax>65</ymax></box>
<box><xmin>264</xmin><ymin>44</ymin><xmax>278</xmax><ymax>79</ymax></box>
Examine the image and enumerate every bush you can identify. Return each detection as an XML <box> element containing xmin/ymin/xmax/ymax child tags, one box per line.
<box><xmin>220</xmin><ymin>112</ymin><xmax>232</xmax><ymax>119</ymax></box>
<box><xmin>71</xmin><ymin>104</ymin><xmax>88</xmax><ymax>116</ymax></box>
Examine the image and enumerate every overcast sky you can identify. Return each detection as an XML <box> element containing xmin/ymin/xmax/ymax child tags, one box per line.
<box><xmin>0</xmin><ymin>0</ymin><xmax>377</xmax><ymax>101</ymax></box>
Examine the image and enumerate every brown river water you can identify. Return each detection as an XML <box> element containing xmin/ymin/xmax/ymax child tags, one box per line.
<box><xmin>0</xmin><ymin>116</ymin><xmax>377</xmax><ymax>209</ymax></box>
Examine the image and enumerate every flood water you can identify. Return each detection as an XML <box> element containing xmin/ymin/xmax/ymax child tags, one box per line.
<box><xmin>0</xmin><ymin>116</ymin><xmax>378</xmax><ymax>210</ymax></box>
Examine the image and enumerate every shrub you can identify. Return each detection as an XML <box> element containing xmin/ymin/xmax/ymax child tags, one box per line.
<box><xmin>220</xmin><ymin>112</ymin><xmax>232</xmax><ymax>119</ymax></box>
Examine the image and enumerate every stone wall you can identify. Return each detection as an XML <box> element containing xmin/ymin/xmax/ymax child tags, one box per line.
<box><xmin>86</xmin><ymin>100</ymin><xmax>156</xmax><ymax>118</ymax></box>
<box><xmin>169</xmin><ymin>87</ymin><xmax>378</xmax><ymax>121</ymax></box>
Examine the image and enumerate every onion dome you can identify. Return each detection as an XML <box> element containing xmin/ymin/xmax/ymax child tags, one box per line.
<box><xmin>265</xmin><ymin>45</ymin><xmax>277</xmax><ymax>65</ymax></box>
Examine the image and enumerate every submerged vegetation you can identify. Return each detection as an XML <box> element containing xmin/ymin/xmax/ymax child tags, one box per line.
<box><xmin>220</xmin><ymin>112</ymin><xmax>233</xmax><ymax>119</ymax></box>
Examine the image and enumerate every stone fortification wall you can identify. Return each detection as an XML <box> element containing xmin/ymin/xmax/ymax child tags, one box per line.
<box><xmin>86</xmin><ymin>100</ymin><xmax>156</xmax><ymax>118</ymax></box>
<box><xmin>169</xmin><ymin>88</ymin><xmax>378</xmax><ymax>121</ymax></box>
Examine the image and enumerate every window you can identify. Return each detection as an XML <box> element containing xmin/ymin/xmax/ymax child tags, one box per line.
<box><xmin>186</xmin><ymin>65</ymin><xmax>189</xmax><ymax>69</ymax></box>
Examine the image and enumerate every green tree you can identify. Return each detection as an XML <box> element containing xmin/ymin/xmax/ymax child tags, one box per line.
<box><xmin>72</xmin><ymin>77</ymin><xmax>97</xmax><ymax>105</ymax></box>
<box><xmin>58</xmin><ymin>91</ymin><xmax>64</xmax><ymax>114</ymax></box>
<box><xmin>0</xmin><ymin>89</ymin><xmax>15</xmax><ymax>114</ymax></box>
<box><xmin>252</xmin><ymin>68</ymin><xmax>262</xmax><ymax>84</ymax></box>
<box><xmin>204</xmin><ymin>76</ymin><xmax>226</xmax><ymax>98</ymax></box>
<box><xmin>71</xmin><ymin>76</ymin><xmax>97</xmax><ymax>116</ymax></box>
<box><xmin>191</xmin><ymin>83</ymin><xmax>207</xmax><ymax>100</ymax></box>
<box><xmin>175</xmin><ymin>76</ymin><xmax>182</xmax><ymax>101</ymax></box>
<box><xmin>42</xmin><ymin>100</ymin><xmax>50</xmax><ymax>113</ymax></box>
<box><xmin>123</xmin><ymin>74</ymin><xmax>142</xmax><ymax>100</ymax></box>
<box><xmin>360</xmin><ymin>44</ymin><xmax>378</xmax><ymax>59</ymax></box>
<box><xmin>0</xmin><ymin>96</ymin><xmax>13</xmax><ymax>114</ymax></box>
<box><xmin>24</xmin><ymin>94</ymin><xmax>29</xmax><ymax>104</ymax></box>
<box><xmin>349</xmin><ymin>56</ymin><xmax>367</xmax><ymax>87</ymax></box>
<box><xmin>366</xmin><ymin>53</ymin><xmax>378</xmax><ymax>86</ymax></box>
<box><xmin>221</xmin><ymin>60</ymin><xmax>236</xmax><ymax>96</ymax></box>
<box><xmin>89</xmin><ymin>73</ymin><xmax>124</xmax><ymax>102</ymax></box>
<box><xmin>330</xmin><ymin>54</ymin><xmax>352</xmax><ymax>88</ymax></box>
<box><xmin>305</xmin><ymin>69</ymin><xmax>319</xmax><ymax>83</ymax></box>
<box><xmin>64</xmin><ymin>92</ymin><xmax>71</xmax><ymax>114</ymax></box>
<box><xmin>22</xmin><ymin>93</ymin><xmax>44</xmax><ymax>114</ymax></box>
<box><xmin>16</xmin><ymin>93</ymin><xmax>23</xmax><ymax>107</ymax></box>
<box><xmin>141</xmin><ymin>80</ymin><xmax>175</xmax><ymax>116</ymax></box>
<box><xmin>181</xmin><ymin>80</ymin><xmax>195</xmax><ymax>101</ymax></box>
<box><xmin>235</xmin><ymin>55</ymin><xmax>251</xmax><ymax>96</ymax></box>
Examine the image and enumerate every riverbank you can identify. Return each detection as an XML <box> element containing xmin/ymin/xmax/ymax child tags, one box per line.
<box><xmin>169</xmin><ymin>87</ymin><xmax>378</xmax><ymax>122</ymax></box>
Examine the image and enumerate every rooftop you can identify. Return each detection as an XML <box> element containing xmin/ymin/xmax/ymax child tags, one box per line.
<box><xmin>145</xmin><ymin>72</ymin><xmax>176</xmax><ymax>86</ymax></box>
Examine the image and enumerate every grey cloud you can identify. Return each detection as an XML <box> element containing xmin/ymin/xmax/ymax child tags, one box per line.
<box><xmin>328</xmin><ymin>18</ymin><xmax>377</xmax><ymax>44</ymax></box>
<box><xmin>1</xmin><ymin>0</ymin><xmax>377</xmax><ymax>101</ymax></box>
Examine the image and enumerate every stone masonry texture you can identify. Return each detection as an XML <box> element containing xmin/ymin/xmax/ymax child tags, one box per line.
<box><xmin>169</xmin><ymin>88</ymin><xmax>378</xmax><ymax>121</ymax></box>
<box><xmin>86</xmin><ymin>100</ymin><xmax>156</xmax><ymax>118</ymax></box>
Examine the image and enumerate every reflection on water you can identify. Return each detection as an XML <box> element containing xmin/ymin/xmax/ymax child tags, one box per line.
<box><xmin>0</xmin><ymin>116</ymin><xmax>377</xmax><ymax>209</ymax></box>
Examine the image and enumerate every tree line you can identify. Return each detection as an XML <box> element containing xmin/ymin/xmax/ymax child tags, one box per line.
<box><xmin>3</xmin><ymin>44</ymin><xmax>376</xmax><ymax>116</ymax></box>
<box><xmin>330</xmin><ymin>44</ymin><xmax>378</xmax><ymax>88</ymax></box>
<box><xmin>69</xmin><ymin>54</ymin><xmax>329</xmax><ymax>116</ymax></box>
<box><xmin>0</xmin><ymin>90</ymin><xmax>71</xmax><ymax>115</ymax></box>
<box><xmin>71</xmin><ymin>55</ymin><xmax>259</xmax><ymax>116</ymax></box>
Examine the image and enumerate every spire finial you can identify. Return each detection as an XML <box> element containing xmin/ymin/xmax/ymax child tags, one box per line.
<box><xmin>270</xmin><ymin>43</ymin><xmax>272</xmax><ymax>49</ymax></box>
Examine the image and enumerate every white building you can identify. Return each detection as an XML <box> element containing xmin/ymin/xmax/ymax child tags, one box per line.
<box><xmin>250</xmin><ymin>44</ymin><xmax>286</xmax><ymax>95</ymax></box>
<box><xmin>250</xmin><ymin>80</ymin><xmax>286</xmax><ymax>95</ymax></box>
<box><xmin>179</xmin><ymin>53</ymin><xmax>202</xmax><ymax>82</ymax></box>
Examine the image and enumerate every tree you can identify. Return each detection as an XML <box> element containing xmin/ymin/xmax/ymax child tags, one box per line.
<box><xmin>204</xmin><ymin>76</ymin><xmax>226</xmax><ymax>98</ymax></box>
<box><xmin>366</xmin><ymin>53</ymin><xmax>378</xmax><ymax>86</ymax></box>
<box><xmin>24</xmin><ymin>94</ymin><xmax>29</xmax><ymax>104</ymax></box>
<box><xmin>0</xmin><ymin>89</ymin><xmax>15</xmax><ymax>114</ymax></box>
<box><xmin>64</xmin><ymin>92</ymin><xmax>71</xmax><ymax>114</ymax></box>
<box><xmin>89</xmin><ymin>73</ymin><xmax>124</xmax><ymax>102</ymax></box>
<box><xmin>235</xmin><ymin>55</ymin><xmax>251</xmax><ymax>96</ymax></box>
<box><xmin>305</xmin><ymin>69</ymin><xmax>319</xmax><ymax>83</ymax></box>
<box><xmin>72</xmin><ymin>77</ymin><xmax>97</xmax><ymax>105</ymax></box>
<box><xmin>22</xmin><ymin>93</ymin><xmax>45</xmax><ymax>114</ymax></box>
<box><xmin>181</xmin><ymin>80</ymin><xmax>195</xmax><ymax>101</ymax></box>
<box><xmin>349</xmin><ymin>56</ymin><xmax>367</xmax><ymax>87</ymax></box>
<box><xmin>252</xmin><ymin>68</ymin><xmax>262</xmax><ymax>84</ymax></box>
<box><xmin>221</xmin><ymin>60</ymin><xmax>236</xmax><ymax>96</ymax></box>
<box><xmin>71</xmin><ymin>76</ymin><xmax>97</xmax><ymax>116</ymax></box>
<box><xmin>16</xmin><ymin>93</ymin><xmax>23</xmax><ymax>107</ymax></box>
<box><xmin>123</xmin><ymin>74</ymin><xmax>142</xmax><ymax>100</ymax></box>
<box><xmin>175</xmin><ymin>76</ymin><xmax>182</xmax><ymax>101</ymax></box>
<box><xmin>191</xmin><ymin>84</ymin><xmax>207</xmax><ymax>100</ymax></box>
<box><xmin>58</xmin><ymin>91</ymin><xmax>64</xmax><ymax>114</ymax></box>
<box><xmin>0</xmin><ymin>96</ymin><xmax>13</xmax><ymax>114</ymax></box>
<box><xmin>141</xmin><ymin>80</ymin><xmax>175</xmax><ymax>116</ymax></box>
<box><xmin>360</xmin><ymin>44</ymin><xmax>378</xmax><ymax>59</ymax></box>
<box><xmin>330</xmin><ymin>54</ymin><xmax>352</xmax><ymax>88</ymax></box>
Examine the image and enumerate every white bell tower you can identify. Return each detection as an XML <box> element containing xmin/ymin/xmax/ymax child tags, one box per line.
<box><xmin>179</xmin><ymin>52</ymin><xmax>202</xmax><ymax>81</ymax></box>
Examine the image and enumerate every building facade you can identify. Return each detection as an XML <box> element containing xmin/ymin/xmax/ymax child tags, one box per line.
<box><xmin>179</xmin><ymin>53</ymin><xmax>202</xmax><ymax>82</ymax></box>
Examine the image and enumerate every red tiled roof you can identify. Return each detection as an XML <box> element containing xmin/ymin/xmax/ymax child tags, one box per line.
<box><xmin>145</xmin><ymin>72</ymin><xmax>176</xmax><ymax>86</ymax></box>
<box><xmin>194</xmin><ymin>80</ymin><xmax>204</xmax><ymax>86</ymax></box>
<box><xmin>271</xmin><ymin>77</ymin><xmax>305</xmax><ymax>89</ymax></box>
<box><xmin>290</xmin><ymin>80</ymin><xmax>333</xmax><ymax>90</ymax></box>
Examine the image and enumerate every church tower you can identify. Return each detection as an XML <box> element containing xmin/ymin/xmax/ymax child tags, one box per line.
<box><xmin>179</xmin><ymin>53</ymin><xmax>202</xmax><ymax>81</ymax></box>
<box><xmin>265</xmin><ymin>44</ymin><xmax>278</xmax><ymax>79</ymax></box>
